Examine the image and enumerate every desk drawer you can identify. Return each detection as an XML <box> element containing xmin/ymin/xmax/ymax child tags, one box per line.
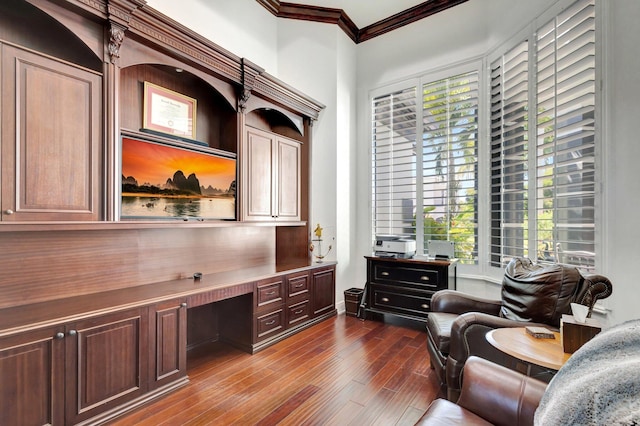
<box><xmin>255</xmin><ymin>309</ymin><xmax>284</xmax><ymax>340</ymax></box>
<box><xmin>287</xmin><ymin>300</ymin><xmax>310</xmax><ymax>327</ymax></box>
<box><xmin>372</xmin><ymin>264</ymin><xmax>440</xmax><ymax>289</ymax></box>
<box><xmin>287</xmin><ymin>272</ymin><xmax>310</xmax><ymax>299</ymax></box>
<box><xmin>369</xmin><ymin>284</ymin><xmax>433</xmax><ymax>319</ymax></box>
<box><xmin>256</xmin><ymin>278</ymin><xmax>284</xmax><ymax>310</ymax></box>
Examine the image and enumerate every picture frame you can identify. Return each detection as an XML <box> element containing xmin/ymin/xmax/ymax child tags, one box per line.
<box><xmin>143</xmin><ymin>81</ymin><xmax>197</xmax><ymax>139</ymax></box>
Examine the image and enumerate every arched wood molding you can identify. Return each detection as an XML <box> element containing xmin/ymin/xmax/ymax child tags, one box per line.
<box><xmin>26</xmin><ymin>0</ymin><xmax>324</xmax><ymax>122</ymax></box>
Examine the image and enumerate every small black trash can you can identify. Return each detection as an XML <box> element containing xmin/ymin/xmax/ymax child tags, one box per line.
<box><xmin>344</xmin><ymin>288</ymin><xmax>364</xmax><ymax>317</ymax></box>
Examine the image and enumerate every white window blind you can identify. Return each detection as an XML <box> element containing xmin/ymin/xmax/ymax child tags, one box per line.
<box><xmin>490</xmin><ymin>41</ymin><xmax>530</xmax><ymax>267</ymax></box>
<box><xmin>490</xmin><ymin>0</ymin><xmax>596</xmax><ymax>270</ymax></box>
<box><xmin>423</xmin><ymin>72</ymin><xmax>479</xmax><ymax>263</ymax></box>
<box><xmin>371</xmin><ymin>87</ymin><xmax>418</xmax><ymax>240</ymax></box>
<box><xmin>536</xmin><ymin>0</ymin><xmax>596</xmax><ymax>270</ymax></box>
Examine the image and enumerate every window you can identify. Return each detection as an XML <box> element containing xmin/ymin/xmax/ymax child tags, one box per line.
<box><xmin>490</xmin><ymin>0</ymin><xmax>596</xmax><ymax>270</ymax></box>
<box><xmin>371</xmin><ymin>0</ymin><xmax>597</xmax><ymax>271</ymax></box>
<box><xmin>422</xmin><ymin>72</ymin><xmax>479</xmax><ymax>263</ymax></box>
<box><xmin>371</xmin><ymin>86</ymin><xmax>418</xmax><ymax>240</ymax></box>
<box><xmin>372</xmin><ymin>71</ymin><xmax>479</xmax><ymax>264</ymax></box>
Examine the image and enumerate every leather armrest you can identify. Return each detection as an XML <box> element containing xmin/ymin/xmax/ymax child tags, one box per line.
<box><xmin>431</xmin><ymin>290</ymin><xmax>502</xmax><ymax>316</ymax></box>
<box><xmin>457</xmin><ymin>357</ymin><xmax>547</xmax><ymax>426</ymax></box>
<box><xmin>578</xmin><ymin>272</ymin><xmax>613</xmax><ymax>315</ymax></box>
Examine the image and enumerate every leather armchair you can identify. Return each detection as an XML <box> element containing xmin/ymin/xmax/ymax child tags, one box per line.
<box><xmin>426</xmin><ymin>257</ymin><xmax>612</xmax><ymax>402</ymax></box>
<box><xmin>416</xmin><ymin>356</ymin><xmax>547</xmax><ymax>426</ymax></box>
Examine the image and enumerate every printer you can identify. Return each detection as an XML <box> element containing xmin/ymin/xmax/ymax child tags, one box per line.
<box><xmin>374</xmin><ymin>235</ymin><xmax>416</xmax><ymax>259</ymax></box>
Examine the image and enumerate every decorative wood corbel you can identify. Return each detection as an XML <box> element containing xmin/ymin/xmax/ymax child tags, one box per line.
<box><xmin>106</xmin><ymin>0</ymin><xmax>146</xmax><ymax>63</ymax></box>
<box><xmin>239</xmin><ymin>59</ymin><xmax>264</xmax><ymax>113</ymax></box>
<box><xmin>108</xmin><ymin>23</ymin><xmax>126</xmax><ymax>63</ymax></box>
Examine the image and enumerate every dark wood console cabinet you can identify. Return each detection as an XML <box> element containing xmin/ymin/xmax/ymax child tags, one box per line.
<box><xmin>364</xmin><ymin>256</ymin><xmax>456</xmax><ymax>322</ymax></box>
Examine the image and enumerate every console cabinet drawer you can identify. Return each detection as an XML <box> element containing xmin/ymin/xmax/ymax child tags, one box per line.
<box><xmin>372</xmin><ymin>264</ymin><xmax>440</xmax><ymax>289</ymax></box>
<box><xmin>370</xmin><ymin>284</ymin><xmax>433</xmax><ymax>319</ymax></box>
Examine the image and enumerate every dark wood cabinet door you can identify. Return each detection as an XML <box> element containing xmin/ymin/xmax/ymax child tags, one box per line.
<box><xmin>0</xmin><ymin>326</ymin><xmax>65</xmax><ymax>426</ymax></box>
<box><xmin>1</xmin><ymin>44</ymin><xmax>102</xmax><ymax>221</ymax></box>
<box><xmin>242</xmin><ymin>127</ymin><xmax>301</xmax><ymax>221</ymax></box>
<box><xmin>311</xmin><ymin>265</ymin><xmax>336</xmax><ymax>317</ymax></box>
<box><xmin>276</xmin><ymin>137</ymin><xmax>300</xmax><ymax>220</ymax></box>
<box><xmin>151</xmin><ymin>299</ymin><xmax>187</xmax><ymax>389</ymax></box>
<box><xmin>243</xmin><ymin>128</ymin><xmax>275</xmax><ymax>220</ymax></box>
<box><xmin>64</xmin><ymin>307</ymin><xmax>148</xmax><ymax>425</ymax></box>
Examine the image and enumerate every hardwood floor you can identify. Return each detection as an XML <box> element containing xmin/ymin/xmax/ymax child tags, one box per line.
<box><xmin>109</xmin><ymin>314</ymin><xmax>441</xmax><ymax>425</ymax></box>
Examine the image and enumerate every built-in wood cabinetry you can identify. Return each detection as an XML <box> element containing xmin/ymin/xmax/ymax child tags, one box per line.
<box><xmin>150</xmin><ymin>298</ymin><xmax>188</xmax><ymax>390</ymax></box>
<box><xmin>242</xmin><ymin>127</ymin><xmax>301</xmax><ymax>222</ymax></box>
<box><xmin>0</xmin><ymin>307</ymin><xmax>151</xmax><ymax>426</ymax></box>
<box><xmin>0</xmin><ymin>325</ymin><xmax>64</xmax><ymax>425</ymax></box>
<box><xmin>0</xmin><ymin>0</ymin><xmax>331</xmax><ymax>424</ymax></box>
<box><xmin>312</xmin><ymin>265</ymin><xmax>337</xmax><ymax>318</ymax></box>
<box><xmin>0</xmin><ymin>44</ymin><xmax>102</xmax><ymax>221</ymax></box>
<box><xmin>65</xmin><ymin>307</ymin><xmax>149</xmax><ymax>425</ymax></box>
<box><xmin>286</xmin><ymin>270</ymin><xmax>312</xmax><ymax>327</ymax></box>
<box><xmin>254</xmin><ymin>275</ymin><xmax>286</xmax><ymax>341</ymax></box>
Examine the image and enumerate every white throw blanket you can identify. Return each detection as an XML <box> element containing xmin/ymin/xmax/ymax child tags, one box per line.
<box><xmin>534</xmin><ymin>319</ymin><xmax>640</xmax><ymax>425</ymax></box>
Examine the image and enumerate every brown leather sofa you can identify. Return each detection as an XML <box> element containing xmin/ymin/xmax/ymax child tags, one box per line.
<box><xmin>426</xmin><ymin>257</ymin><xmax>613</xmax><ymax>401</ymax></box>
<box><xmin>415</xmin><ymin>356</ymin><xmax>547</xmax><ymax>426</ymax></box>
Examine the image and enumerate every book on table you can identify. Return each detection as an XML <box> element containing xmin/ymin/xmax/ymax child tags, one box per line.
<box><xmin>525</xmin><ymin>326</ymin><xmax>555</xmax><ymax>339</ymax></box>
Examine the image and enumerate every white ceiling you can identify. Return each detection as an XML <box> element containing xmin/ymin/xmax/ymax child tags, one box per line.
<box><xmin>296</xmin><ymin>0</ymin><xmax>427</xmax><ymax>28</ymax></box>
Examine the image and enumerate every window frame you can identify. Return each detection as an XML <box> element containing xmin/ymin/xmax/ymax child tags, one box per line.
<box><xmin>370</xmin><ymin>62</ymin><xmax>483</xmax><ymax>269</ymax></box>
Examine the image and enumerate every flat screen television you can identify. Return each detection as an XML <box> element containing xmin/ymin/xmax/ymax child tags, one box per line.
<box><xmin>120</xmin><ymin>135</ymin><xmax>236</xmax><ymax>220</ymax></box>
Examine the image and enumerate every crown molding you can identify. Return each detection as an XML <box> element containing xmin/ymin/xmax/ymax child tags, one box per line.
<box><xmin>256</xmin><ymin>0</ymin><xmax>468</xmax><ymax>44</ymax></box>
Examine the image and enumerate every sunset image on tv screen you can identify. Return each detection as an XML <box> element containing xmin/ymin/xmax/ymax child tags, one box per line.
<box><xmin>121</xmin><ymin>137</ymin><xmax>236</xmax><ymax>220</ymax></box>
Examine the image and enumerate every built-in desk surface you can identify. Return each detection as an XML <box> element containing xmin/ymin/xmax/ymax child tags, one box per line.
<box><xmin>0</xmin><ymin>262</ymin><xmax>333</xmax><ymax>337</ymax></box>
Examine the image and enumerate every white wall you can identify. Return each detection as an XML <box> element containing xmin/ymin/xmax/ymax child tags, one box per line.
<box><xmin>602</xmin><ymin>0</ymin><xmax>640</xmax><ymax>325</ymax></box>
<box><xmin>145</xmin><ymin>0</ymin><xmax>279</xmax><ymax>71</ymax></box>
<box><xmin>276</xmin><ymin>19</ymin><xmax>358</xmax><ymax>304</ymax></box>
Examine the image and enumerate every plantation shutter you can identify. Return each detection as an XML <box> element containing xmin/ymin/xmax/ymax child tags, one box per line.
<box><xmin>372</xmin><ymin>86</ymin><xmax>418</xmax><ymax>240</ymax></box>
<box><xmin>536</xmin><ymin>0</ymin><xmax>596</xmax><ymax>269</ymax></box>
<box><xmin>490</xmin><ymin>41</ymin><xmax>530</xmax><ymax>268</ymax></box>
<box><xmin>422</xmin><ymin>72</ymin><xmax>479</xmax><ymax>263</ymax></box>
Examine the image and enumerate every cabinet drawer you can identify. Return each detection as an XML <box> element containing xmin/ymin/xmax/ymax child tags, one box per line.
<box><xmin>369</xmin><ymin>284</ymin><xmax>433</xmax><ymax>319</ymax></box>
<box><xmin>372</xmin><ymin>264</ymin><xmax>440</xmax><ymax>289</ymax></box>
<box><xmin>287</xmin><ymin>273</ymin><xmax>310</xmax><ymax>298</ymax></box>
<box><xmin>255</xmin><ymin>309</ymin><xmax>284</xmax><ymax>340</ymax></box>
<box><xmin>287</xmin><ymin>300</ymin><xmax>310</xmax><ymax>327</ymax></box>
<box><xmin>256</xmin><ymin>279</ymin><xmax>283</xmax><ymax>309</ymax></box>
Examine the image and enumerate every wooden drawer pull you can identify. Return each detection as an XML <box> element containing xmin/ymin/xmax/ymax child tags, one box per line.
<box><xmin>294</xmin><ymin>309</ymin><xmax>304</xmax><ymax>315</ymax></box>
<box><xmin>381</xmin><ymin>271</ymin><xmax>390</xmax><ymax>276</ymax></box>
<box><xmin>265</xmin><ymin>320</ymin><xmax>276</xmax><ymax>326</ymax></box>
<box><xmin>294</xmin><ymin>283</ymin><xmax>304</xmax><ymax>288</ymax></box>
<box><xmin>381</xmin><ymin>297</ymin><xmax>390</xmax><ymax>302</ymax></box>
<box><xmin>420</xmin><ymin>276</ymin><xmax>430</xmax><ymax>281</ymax></box>
<box><xmin>265</xmin><ymin>291</ymin><xmax>276</xmax><ymax>296</ymax></box>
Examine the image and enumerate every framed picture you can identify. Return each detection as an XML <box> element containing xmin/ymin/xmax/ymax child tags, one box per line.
<box><xmin>143</xmin><ymin>81</ymin><xmax>197</xmax><ymax>139</ymax></box>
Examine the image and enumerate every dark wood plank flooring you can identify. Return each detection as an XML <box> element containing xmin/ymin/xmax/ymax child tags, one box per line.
<box><xmin>109</xmin><ymin>314</ymin><xmax>441</xmax><ymax>425</ymax></box>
